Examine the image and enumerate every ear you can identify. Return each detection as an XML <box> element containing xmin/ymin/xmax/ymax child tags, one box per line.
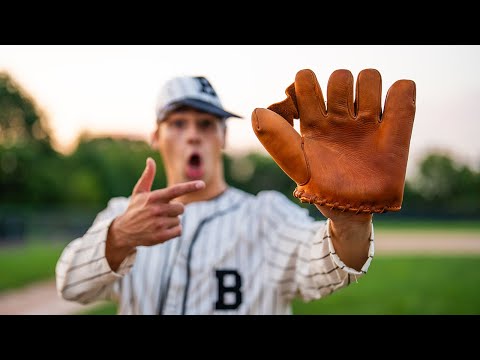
<box><xmin>150</xmin><ymin>125</ymin><xmax>160</xmax><ymax>149</ymax></box>
<box><xmin>221</xmin><ymin>122</ymin><xmax>227</xmax><ymax>149</ymax></box>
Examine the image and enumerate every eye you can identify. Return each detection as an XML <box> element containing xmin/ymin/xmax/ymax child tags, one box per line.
<box><xmin>198</xmin><ymin>119</ymin><xmax>215</xmax><ymax>130</ymax></box>
<box><xmin>170</xmin><ymin>119</ymin><xmax>186</xmax><ymax>129</ymax></box>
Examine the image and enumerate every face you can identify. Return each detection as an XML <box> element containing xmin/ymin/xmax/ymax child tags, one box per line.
<box><xmin>154</xmin><ymin>109</ymin><xmax>226</xmax><ymax>186</ymax></box>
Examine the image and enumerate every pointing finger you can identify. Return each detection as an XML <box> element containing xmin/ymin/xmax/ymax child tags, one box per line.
<box><xmin>149</xmin><ymin>180</ymin><xmax>205</xmax><ymax>203</ymax></box>
<box><xmin>132</xmin><ymin>157</ymin><xmax>156</xmax><ymax>195</ymax></box>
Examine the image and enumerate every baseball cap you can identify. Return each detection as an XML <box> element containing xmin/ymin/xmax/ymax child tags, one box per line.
<box><xmin>156</xmin><ymin>76</ymin><xmax>242</xmax><ymax>122</ymax></box>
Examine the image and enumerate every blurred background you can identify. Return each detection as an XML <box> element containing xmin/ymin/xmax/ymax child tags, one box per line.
<box><xmin>0</xmin><ymin>45</ymin><xmax>479</xmax><ymax>315</ymax></box>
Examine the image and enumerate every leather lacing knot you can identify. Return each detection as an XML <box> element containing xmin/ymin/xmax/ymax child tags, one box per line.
<box><xmin>356</xmin><ymin>205</ymin><xmax>364</xmax><ymax>214</ymax></box>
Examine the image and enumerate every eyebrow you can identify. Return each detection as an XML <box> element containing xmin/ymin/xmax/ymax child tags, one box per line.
<box><xmin>166</xmin><ymin>116</ymin><xmax>219</xmax><ymax>122</ymax></box>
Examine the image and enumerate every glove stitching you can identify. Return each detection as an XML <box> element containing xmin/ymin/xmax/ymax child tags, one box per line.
<box><xmin>293</xmin><ymin>188</ymin><xmax>399</xmax><ymax>213</ymax></box>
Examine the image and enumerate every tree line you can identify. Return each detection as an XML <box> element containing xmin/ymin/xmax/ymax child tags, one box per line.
<box><xmin>1</xmin><ymin>71</ymin><xmax>479</xmax><ymax>221</ymax></box>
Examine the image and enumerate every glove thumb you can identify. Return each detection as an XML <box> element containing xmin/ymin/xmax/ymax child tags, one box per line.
<box><xmin>251</xmin><ymin>108</ymin><xmax>310</xmax><ymax>185</ymax></box>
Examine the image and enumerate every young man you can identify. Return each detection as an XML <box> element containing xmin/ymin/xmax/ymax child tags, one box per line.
<box><xmin>56</xmin><ymin>74</ymin><xmax>375</xmax><ymax>315</ymax></box>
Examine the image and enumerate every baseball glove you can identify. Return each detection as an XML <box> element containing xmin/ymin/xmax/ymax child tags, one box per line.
<box><xmin>251</xmin><ymin>68</ymin><xmax>416</xmax><ymax>214</ymax></box>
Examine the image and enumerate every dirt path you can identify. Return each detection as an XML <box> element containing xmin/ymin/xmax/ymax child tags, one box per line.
<box><xmin>0</xmin><ymin>279</ymin><xmax>107</xmax><ymax>315</ymax></box>
<box><xmin>374</xmin><ymin>230</ymin><xmax>480</xmax><ymax>255</ymax></box>
<box><xmin>1</xmin><ymin>231</ymin><xmax>479</xmax><ymax>315</ymax></box>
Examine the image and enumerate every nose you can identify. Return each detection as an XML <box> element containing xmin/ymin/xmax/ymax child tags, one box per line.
<box><xmin>186</xmin><ymin>122</ymin><xmax>201</xmax><ymax>145</ymax></box>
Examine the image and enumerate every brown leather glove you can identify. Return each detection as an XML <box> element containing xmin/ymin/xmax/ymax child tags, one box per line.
<box><xmin>252</xmin><ymin>68</ymin><xmax>416</xmax><ymax>214</ymax></box>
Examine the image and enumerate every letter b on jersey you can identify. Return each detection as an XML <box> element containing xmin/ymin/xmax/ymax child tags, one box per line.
<box><xmin>215</xmin><ymin>269</ymin><xmax>242</xmax><ymax>310</ymax></box>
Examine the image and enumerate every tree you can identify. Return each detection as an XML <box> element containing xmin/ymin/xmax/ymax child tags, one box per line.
<box><xmin>0</xmin><ymin>71</ymin><xmax>62</xmax><ymax>207</ymax></box>
<box><xmin>65</xmin><ymin>134</ymin><xmax>165</xmax><ymax>207</ymax></box>
<box><xmin>0</xmin><ymin>72</ymin><xmax>53</xmax><ymax>151</ymax></box>
<box><xmin>411</xmin><ymin>152</ymin><xmax>480</xmax><ymax>218</ymax></box>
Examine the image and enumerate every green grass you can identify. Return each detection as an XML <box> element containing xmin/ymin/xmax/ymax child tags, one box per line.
<box><xmin>76</xmin><ymin>302</ymin><xmax>118</xmax><ymax>315</ymax></box>
<box><xmin>79</xmin><ymin>255</ymin><xmax>480</xmax><ymax>315</ymax></box>
<box><xmin>292</xmin><ymin>255</ymin><xmax>480</xmax><ymax>314</ymax></box>
<box><xmin>0</xmin><ymin>241</ymin><xmax>66</xmax><ymax>292</ymax></box>
<box><xmin>1</xmin><ymin>222</ymin><xmax>478</xmax><ymax>314</ymax></box>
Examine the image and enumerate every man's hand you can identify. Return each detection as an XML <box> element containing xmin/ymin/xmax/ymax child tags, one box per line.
<box><xmin>106</xmin><ymin>157</ymin><xmax>205</xmax><ymax>271</ymax></box>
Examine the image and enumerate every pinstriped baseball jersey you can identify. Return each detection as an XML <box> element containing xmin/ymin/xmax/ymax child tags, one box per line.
<box><xmin>56</xmin><ymin>187</ymin><xmax>374</xmax><ymax>315</ymax></box>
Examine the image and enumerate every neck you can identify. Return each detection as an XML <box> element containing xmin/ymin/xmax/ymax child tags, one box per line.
<box><xmin>180</xmin><ymin>180</ymin><xmax>227</xmax><ymax>205</ymax></box>
<box><xmin>173</xmin><ymin>175</ymin><xmax>227</xmax><ymax>205</ymax></box>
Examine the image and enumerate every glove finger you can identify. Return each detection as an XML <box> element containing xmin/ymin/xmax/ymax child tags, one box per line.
<box><xmin>326</xmin><ymin>69</ymin><xmax>355</xmax><ymax>119</ymax></box>
<box><xmin>294</xmin><ymin>69</ymin><xmax>327</xmax><ymax>129</ymax></box>
<box><xmin>381</xmin><ymin>79</ymin><xmax>416</xmax><ymax>149</ymax></box>
<box><xmin>267</xmin><ymin>82</ymin><xmax>298</xmax><ymax>126</ymax></box>
<box><xmin>355</xmin><ymin>68</ymin><xmax>382</xmax><ymax>121</ymax></box>
<box><xmin>252</xmin><ymin>108</ymin><xmax>310</xmax><ymax>185</ymax></box>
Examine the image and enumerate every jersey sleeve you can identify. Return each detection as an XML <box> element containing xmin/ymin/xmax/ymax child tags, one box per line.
<box><xmin>55</xmin><ymin>196</ymin><xmax>136</xmax><ymax>305</ymax></box>
<box><xmin>257</xmin><ymin>190</ymin><xmax>374</xmax><ymax>302</ymax></box>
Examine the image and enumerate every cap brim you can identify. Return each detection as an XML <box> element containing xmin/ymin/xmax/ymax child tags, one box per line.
<box><xmin>160</xmin><ymin>98</ymin><xmax>242</xmax><ymax>121</ymax></box>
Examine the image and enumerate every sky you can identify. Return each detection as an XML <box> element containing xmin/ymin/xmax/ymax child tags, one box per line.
<box><xmin>1</xmin><ymin>45</ymin><xmax>479</xmax><ymax>178</ymax></box>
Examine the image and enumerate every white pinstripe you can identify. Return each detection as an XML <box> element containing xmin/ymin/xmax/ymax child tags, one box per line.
<box><xmin>55</xmin><ymin>187</ymin><xmax>374</xmax><ymax>314</ymax></box>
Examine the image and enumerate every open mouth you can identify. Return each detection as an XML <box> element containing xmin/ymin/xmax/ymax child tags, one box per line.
<box><xmin>186</xmin><ymin>152</ymin><xmax>204</xmax><ymax>179</ymax></box>
<box><xmin>189</xmin><ymin>153</ymin><xmax>201</xmax><ymax>168</ymax></box>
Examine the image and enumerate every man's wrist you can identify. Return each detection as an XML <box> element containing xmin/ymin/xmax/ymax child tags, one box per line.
<box><xmin>108</xmin><ymin>216</ymin><xmax>134</xmax><ymax>250</ymax></box>
<box><xmin>328</xmin><ymin>213</ymin><xmax>372</xmax><ymax>271</ymax></box>
<box><xmin>106</xmin><ymin>217</ymin><xmax>136</xmax><ymax>272</ymax></box>
<box><xmin>329</xmin><ymin>210</ymin><xmax>372</xmax><ymax>226</ymax></box>
<box><xmin>329</xmin><ymin>213</ymin><xmax>372</xmax><ymax>239</ymax></box>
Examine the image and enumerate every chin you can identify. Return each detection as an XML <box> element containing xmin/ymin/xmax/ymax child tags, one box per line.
<box><xmin>184</xmin><ymin>172</ymin><xmax>207</xmax><ymax>182</ymax></box>
<box><xmin>186</xmin><ymin>175</ymin><xmax>204</xmax><ymax>182</ymax></box>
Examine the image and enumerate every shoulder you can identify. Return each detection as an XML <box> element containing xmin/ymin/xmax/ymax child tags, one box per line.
<box><xmin>225</xmin><ymin>186</ymin><xmax>256</xmax><ymax>202</ymax></box>
<box><xmin>261</xmin><ymin>190</ymin><xmax>314</xmax><ymax>220</ymax></box>
<box><xmin>105</xmin><ymin>196</ymin><xmax>130</xmax><ymax>212</ymax></box>
<box><xmin>255</xmin><ymin>189</ymin><xmax>295</xmax><ymax>205</ymax></box>
<box><xmin>93</xmin><ymin>196</ymin><xmax>130</xmax><ymax>223</ymax></box>
<box><xmin>239</xmin><ymin>188</ymin><xmax>311</xmax><ymax>219</ymax></box>
<box><xmin>226</xmin><ymin>187</ymin><xmax>290</xmax><ymax>205</ymax></box>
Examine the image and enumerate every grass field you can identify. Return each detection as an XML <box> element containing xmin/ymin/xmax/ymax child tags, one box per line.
<box><xmin>1</xmin><ymin>220</ymin><xmax>478</xmax><ymax>315</ymax></box>
<box><xmin>0</xmin><ymin>241</ymin><xmax>65</xmax><ymax>292</ymax></box>
<box><xmin>292</xmin><ymin>255</ymin><xmax>480</xmax><ymax>314</ymax></box>
<box><xmin>76</xmin><ymin>255</ymin><xmax>480</xmax><ymax>315</ymax></box>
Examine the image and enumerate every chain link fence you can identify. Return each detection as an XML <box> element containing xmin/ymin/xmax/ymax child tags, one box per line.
<box><xmin>0</xmin><ymin>207</ymin><xmax>99</xmax><ymax>247</ymax></box>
